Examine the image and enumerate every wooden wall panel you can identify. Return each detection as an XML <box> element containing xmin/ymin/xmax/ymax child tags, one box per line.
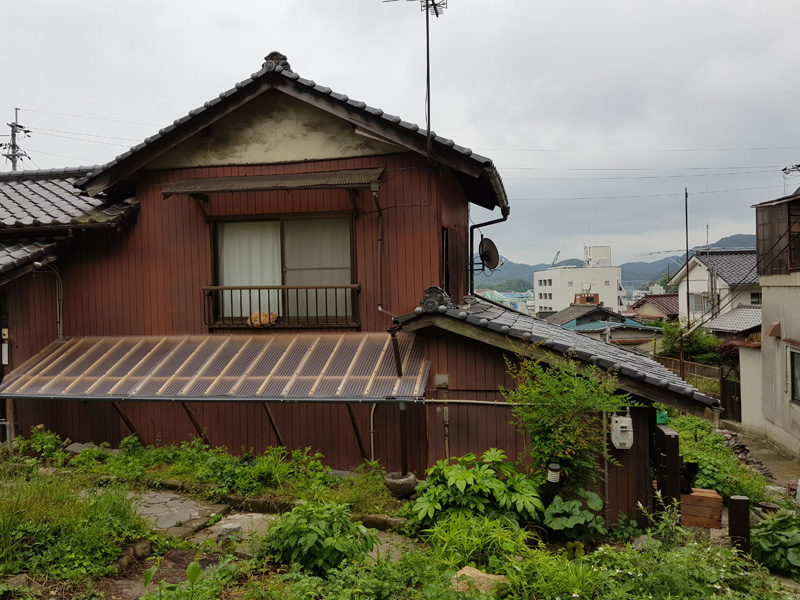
<box><xmin>605</xmin><ymin>407</ymin><xmax>652</xmax><ymax>524</ymax></box>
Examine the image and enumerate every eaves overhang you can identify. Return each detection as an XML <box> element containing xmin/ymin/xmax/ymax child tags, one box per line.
<box><xmin>73</xmin><ymin>56</ymin><xmax>508</xmax><ymax>214</ymax></box>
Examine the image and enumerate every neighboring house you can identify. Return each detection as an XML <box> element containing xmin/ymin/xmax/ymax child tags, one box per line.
<box><xmin>533</xmin><ymin>246</ymin><xmax>625</xmax><ymax>315</ymax></box>
<box><xmin>704</xmin><ymin>304</ymin><xmax>761</xmax><ymax>341</ymax></box>
<box><xmin>631</xmin><ymin>293</ymin><xmax>679</xmax><ymax>323</ymax></box>
<box><xmin>0</xmin><ymin>53</ymin><xmax>719</xmax><ymax>518</ymax></box>
<box><xmin>739</xmin><ymin>187</ymin><xmax>800</xmax><ymax>458</ymax></box>
<box><xmin>668</xmin><ymin>248</ymin><xmax>760</xmax><ymax>324</ymax></box>
<box><xmin>562</xmin><ymin>319</ymin><xmax>662</xmax><ymax>353</ymax></box>
<box><xmin>545</xmin><ymin>304</ymin><xmax>625</xmax><ymax>327</ymax></box>
<box><xmin>546</xmin><ymin>305</ymin><xmax>660</xmax><ymax>353</ymax></box>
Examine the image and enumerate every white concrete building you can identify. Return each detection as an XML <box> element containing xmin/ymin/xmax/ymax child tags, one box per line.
<box><xmin>533</xmin><ymin>246</ymin><xmax>624</xmax><ymax>314</ymax></box>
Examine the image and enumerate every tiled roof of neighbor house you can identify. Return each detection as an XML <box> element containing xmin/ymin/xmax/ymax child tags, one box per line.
<box><xmin>395</xmin><ymin>291</ymin><xmax>719</xmax><ymax>412</ymax></box>
<box><xmin>0</xmin><ymin>167</ymin><xmax>139</xmax><ymax>231</ymax></box>
<box><xmin>0</xmin><ymin>240</ymin><xmax>65</xmax><ymax>276</ymax></box>
<box><xmin>565</xmin><ymin>318</ymin><xmax>662</xmax><ymax>333</ymax></box>
<box><xmin>670</xmin><ymin>249</ymin><xmax>758</xmax><ymax>287</ymax></box>
<box><xmin>693</xmin><ymin>248</ymin><xmax>758</xmax><ymax>286</ymax></box>
<box><xmin>632</xmin><ymin>293</ymin><xmax>679</xmax><ymax>317</ymax></box>
<box><xmin>544</xmin><ymin>305</ymin><xmax>600</xmax><ymax>326</ymax></box>
<box><xmin>704</xmin><ymin>304</ymin><xmax>762</xmax><ymax>334</ymax></box>
<box><xmin>75</xmin><ymin>52</ymin><xmax>508</xmax><ymax>215</ymax></box>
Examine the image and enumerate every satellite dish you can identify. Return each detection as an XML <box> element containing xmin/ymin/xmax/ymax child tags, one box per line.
<box><xmin>479</xmin><ymin>238</ymin><xmax>501</xmax><ymax>270</ymax></box>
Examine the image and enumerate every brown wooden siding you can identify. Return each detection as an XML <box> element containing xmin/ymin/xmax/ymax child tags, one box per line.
<box><xmin>52</xmin><ymin>153</ymin><xmax>469</xmax><ymax>340</ymax></box>
<box><xmin>6</xmin><ymin>273</ymin><xmax>59</xmax><ymax>371</ymax></box>
<box><xmin>604</xmin><ymin>407</ymin><xmax>653</xmax><ymax>524</ymax></box>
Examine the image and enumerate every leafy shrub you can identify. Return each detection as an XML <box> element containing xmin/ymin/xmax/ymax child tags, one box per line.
<box><xmin>261</xmin><ymin>501</ymin><xmax>377</xmax><ymax>575</ymax></box>
<box><xmin>669</xmin><ymin>414</ymin><xmax>766</xmax><ymax>502</ymax></box>
<box><xmin>543</xmin><ymin>490</ymin><xmax>607</xmax><ymax>541</ymax></box>
<box><xmin>504</xmin><ymin>355</ymin><xmax>631</xmax><ymax>487</ymax></box>
<box><xmin>751</xmin><ymin>511</ymin><xmax>800</xmax><ymax>581</ymax></box>
<box><xmin>424</xmin><ymin>511</ymin><xmax>534</xmax><ymax>572</ymax></box>
<box><xmin>141</xmin><ymin>558</ymin><xmax>239</xmax><ymax>600</ymax></box>
<box><xmin>17</xmin><ymin>426</ymin><xmax>67</xmax><ymax>465</ymax></box>
<box><xmin>409</xmin><ymin>448</ymin><xmax>543</xmax><ymax>529</ymax></box>
<box><xmin>659</xmin><ymin>321</ymin><xmax>721</xmax><ymax>365</ymax></box>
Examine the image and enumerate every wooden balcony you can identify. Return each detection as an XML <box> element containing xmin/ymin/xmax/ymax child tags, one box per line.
<box><xmin>202</xmin><ymin>284</ymin><xmax>361</xmax><ymax>329</ymax></box>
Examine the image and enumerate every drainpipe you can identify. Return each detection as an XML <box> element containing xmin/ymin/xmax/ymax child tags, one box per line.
<box><xmin>373</xmin><ymin>182</ymin><xmax>397</xmax><ymax>319</ymax></box>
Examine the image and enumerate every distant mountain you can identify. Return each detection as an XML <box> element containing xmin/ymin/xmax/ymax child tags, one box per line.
<box><xmin>473</xmin><ymin>234</ymin><xmax>754</xmax><ymax>291</ymax></box>
<box><xmin>474</xmin><ymin>257</ymin><xmax>581</xmax><ymax>288</ymax></box>
<box><xmin>698</xmin><ymin>233</ymin><xmax>755</xmax><ymax>249</ymax></box>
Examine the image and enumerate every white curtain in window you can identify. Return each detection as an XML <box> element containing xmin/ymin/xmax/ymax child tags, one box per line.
<box><xmin>218</xmin><ymin>221</ymin><xmax>281</xmax><ymax>317</ymax></box>
<box><xmin>284</xmin><ymin>218</ymin><xmax>351</xmax><ymax>318</ymax></box>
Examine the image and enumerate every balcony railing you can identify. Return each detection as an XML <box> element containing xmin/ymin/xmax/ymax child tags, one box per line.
<box><xmin>202</xmin><ymin>284</ymin><xmax>361</xmax><ymax>329</ymax></box>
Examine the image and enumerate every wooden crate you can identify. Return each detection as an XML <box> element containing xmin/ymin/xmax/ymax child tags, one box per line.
<box><xmin>680</xmin><ymin>488</ymin><xmax>722</xmax><ymax>529</ymax></box>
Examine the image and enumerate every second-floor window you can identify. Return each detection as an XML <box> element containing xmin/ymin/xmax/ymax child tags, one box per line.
<box><xmin>212</xmin><ymin>215</ymin><xmax>355</xmax><ymax>326</ymax></box>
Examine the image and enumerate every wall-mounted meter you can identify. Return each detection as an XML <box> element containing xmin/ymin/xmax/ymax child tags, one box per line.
<box><xmin>610</xmin><ymin>415</ymin><xmax>634</xmax><ymax>450</ymax></box>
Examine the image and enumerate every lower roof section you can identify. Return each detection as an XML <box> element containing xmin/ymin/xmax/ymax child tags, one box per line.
<box><xmin>0</xmin><ymin>333</ymin><xmax>429</xmax><ymax>404</ymax></box>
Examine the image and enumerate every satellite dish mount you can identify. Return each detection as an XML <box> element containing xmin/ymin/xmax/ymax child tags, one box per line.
<box><xmin>472</xmin><ymin>235</ymin><xmax>502</xmax><ymax>274</ymax></box>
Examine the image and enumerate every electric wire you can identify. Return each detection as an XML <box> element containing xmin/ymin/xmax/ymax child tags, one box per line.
<box><xmin>19</xmin><ymin>108</ymin><xmax>159</xmax><ymax>127</ymax></box>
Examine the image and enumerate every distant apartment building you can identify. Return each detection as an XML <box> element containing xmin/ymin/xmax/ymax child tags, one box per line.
<box><xmin>533</xmin><ymin>246</ymin><xmax>625</xmax><ymax>315</ymax></box>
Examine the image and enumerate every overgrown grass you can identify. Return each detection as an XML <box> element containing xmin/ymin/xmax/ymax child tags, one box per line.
<box><xmin>687</xmin><ymin>376</ymin><xmax>721</xmax><ymax>398</ymax></box>
<box><xmin>0</xmin><ymin>469</ymin><xmax>153</xmax><ymax>579</ymax></box>
<box><xmin>670</xmin><ymin>413</ymin><xmax>767</xmax><ymax>503</ymax></box>
<box><xmin>13</xmin><ymin>429</ymin><xmax>397</xmax><ymax>514</ymax></box>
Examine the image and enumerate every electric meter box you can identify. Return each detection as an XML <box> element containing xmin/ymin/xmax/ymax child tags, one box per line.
<box><xmin>610</xmin><ymin>415</ymin><xmax>634</xmax><ymax>450</ymax></box>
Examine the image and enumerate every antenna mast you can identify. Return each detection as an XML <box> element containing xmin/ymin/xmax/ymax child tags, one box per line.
<box><xmin>1</xmin><ymin>108</ymin><xmax>30</xmax><ymax>171</ymax></box>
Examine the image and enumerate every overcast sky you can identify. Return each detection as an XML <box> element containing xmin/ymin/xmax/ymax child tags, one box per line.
<box><xmin>3</xmin><ymin>0</ymin><xmax>800</xmax><ymax>267</ymax></box>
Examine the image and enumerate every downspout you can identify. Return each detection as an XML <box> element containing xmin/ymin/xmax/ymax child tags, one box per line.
<box><xmin>373</xmin><ymin>182</ymin><xmax>398</xmax><ymax>320</ymax></box>
<box><xmin>469</xmin><ymin>166</ymin><xmax>510</xmax><ymax>294</ymax></box>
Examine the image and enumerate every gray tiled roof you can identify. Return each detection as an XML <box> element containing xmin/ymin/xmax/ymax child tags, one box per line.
<box><xmin>0</xmin><ymin>240</ymin><xmax>65</xmax><ymax>275</ymax></box>
<box><xmin>395</xmin><ymin>296</ymin><xmax>719</xmax><ymax>410</ymax></box>
<box><xmin>704</xmin><ymin>304</ymin><xmax>762</xmax><ymax>334</ymax></box>
<box><xmin>0</xmin><ymin>168</ymin><xmax>138</xmax><ymax>230</ymax></box>
<box><xmin>73</xmin><ymin>54</ymin><xmax>507</xmax><ymax>213</ymax></box>
<box><xmin>545</xmin><ymin>305</ymin><xmax>599</xmax><ymax>325</ymax></box>
<box><xmin>693</xmin><ymin>248</ymin><xmax>758</xmax><ymax>286</ymax></box>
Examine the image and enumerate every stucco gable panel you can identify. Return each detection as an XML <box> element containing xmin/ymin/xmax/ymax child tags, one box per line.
<box><xmin>147</xmin><ymin>92</ymin><xmax>404</xmax><ymax>170</ymax></box>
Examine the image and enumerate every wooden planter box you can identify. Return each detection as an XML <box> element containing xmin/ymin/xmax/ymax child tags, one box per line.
<box><xmin>680</xmin><ymin>488</ymin><xmax>722</xmax><ymax>529</ymax></box>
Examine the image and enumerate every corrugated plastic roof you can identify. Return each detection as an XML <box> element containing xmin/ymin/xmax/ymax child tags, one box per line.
<box><xmin>0</xmin><ymin>167</ymin><xmax>138</xmax><ymax>231</ymax></box>
<box><xmin>0</xmin><ymin>333</ymin><xmax>429</xmax><ymax>403</ymax></box>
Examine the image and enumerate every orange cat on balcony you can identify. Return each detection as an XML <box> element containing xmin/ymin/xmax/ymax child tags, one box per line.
<box><xmin>247</xmin><ymin>311</ymin><xmax>278</xmax><ymax>327</ymax></box>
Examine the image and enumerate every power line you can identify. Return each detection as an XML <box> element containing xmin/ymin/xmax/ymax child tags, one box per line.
<box><xmin>478</xmin><ymin>145</ymin><xmax>800</xmax><ymax>153</ymax></box>
<box><xmin>19</xmin><ymin>108</ymin><xmax>159</xmax><ymax>127</ymax></box>
<box><xmin>508</xmin><ymin>183</ymin><xmax>786</xmax><ymax>202</ymax></box>
<box><xmin>27</xmin><ymin>127</ymin><xmax>140</xmax><ymax>142</ymax></box>
<box><xmin>23</xmin><ymin>148</ymin><xmax>100</xmax><ymax>163</ymax></box>
<box><xmin>501</xmin><ymin>169</ymin><xmax>778</xmax><ymax>182</ymax></box>
<box><xmin>31</xmin><ymin>131</ymin><xmax>130</xmax><ymax>148</ymax></box>
<box><xmin>500</xmin><ymin>165</ymin><xmax>785</xmax><ymax>172</ymax></box>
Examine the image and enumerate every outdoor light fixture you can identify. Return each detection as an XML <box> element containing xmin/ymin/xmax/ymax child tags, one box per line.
<box><xmin>543</xmin><ymin>462</ymin><xmax>562</xmax><ymax>506</ymax></box>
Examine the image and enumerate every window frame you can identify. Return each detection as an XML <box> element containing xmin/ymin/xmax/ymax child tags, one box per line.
<box><xmin>790</xmin><ymin>347</ymin><xmax>800</xmax><ymax>406</ymax></box>
<box><xmin>211</xmin><ymin>212</ymin><xmax>356</xmax><ymax>289</ymax></box>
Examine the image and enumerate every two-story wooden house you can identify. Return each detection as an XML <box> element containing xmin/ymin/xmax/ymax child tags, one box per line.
<box><xmin>0</xmin><ymin>53</ymin><xmax>720</xmax><ymax>516</ymax></box>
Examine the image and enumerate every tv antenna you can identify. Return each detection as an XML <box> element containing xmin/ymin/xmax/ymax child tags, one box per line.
<box><xmin>384</xmin><ymin>0</ymin><xmax>448</xmax><ymax>155</ymax></box>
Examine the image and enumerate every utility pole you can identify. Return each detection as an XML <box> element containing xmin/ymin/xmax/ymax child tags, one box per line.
<box><xmin>1</xmin><ymin>108</ymin><xmax>30</xmax><ymax>171</ymax></box>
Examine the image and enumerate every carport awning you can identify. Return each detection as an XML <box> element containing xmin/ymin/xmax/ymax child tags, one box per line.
<box><xmin>0</xmin><ymin>333</ymin><xmax>429</xmax><ymax>403</ymax></box>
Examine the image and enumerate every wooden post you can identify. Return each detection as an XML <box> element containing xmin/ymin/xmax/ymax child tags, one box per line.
<box><xmin>399</xmin><ymin>402</ymin><xmax>408</xmax><ymax>476</ymax></box>
<box><xmin>4</xmin><ymin>398</ymin><xmax>14</xmax><ymax>445</ymax></box>
<box><xmin>729</xmin><ymin>495</ymin><xmax>751</xmax><ymax>553</ymax></box>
